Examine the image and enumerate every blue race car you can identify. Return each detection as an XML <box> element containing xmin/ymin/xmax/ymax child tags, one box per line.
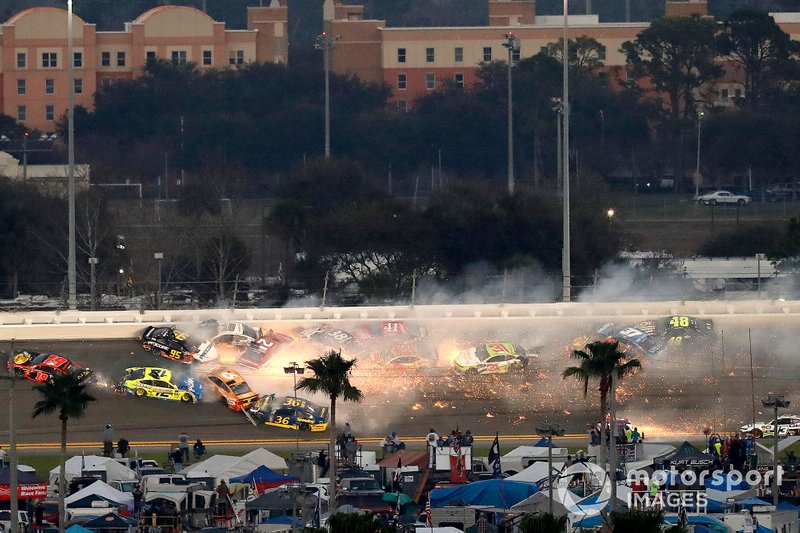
<box><xmin>594</xmin><ymin>323</ymin><xmax>666</xmax><ymax>357</ymax></box>
<box><xmin>249</xmin><ymin>394</ymin><xmax>329</xmax><ymax>432</ymax></box>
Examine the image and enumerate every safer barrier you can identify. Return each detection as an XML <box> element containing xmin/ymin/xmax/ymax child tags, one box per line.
<box><xmin>1</xmin><ymin>299</ymin><xmax>799</xmax><ymax>341</ymax></box>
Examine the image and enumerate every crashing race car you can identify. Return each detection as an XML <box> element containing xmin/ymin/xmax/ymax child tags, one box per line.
<box><xmin>740</xmin><ymin>415</ymin><xmax>800</xmax><ymax>438</ymax></box>
<box><xmin>236</xmin><ymin>330</ymin><xmax>295</xmax><ymax>369</ymax></box>
<box><xmin>140</xmin><ymin>325</ymin><xmax>205</xmax><ymax>363</ymax></box>
<box><xmin>249</xmin><ymin>394</ymin><xmax>329</xmax><ymax>431</ymax></box>
<box><xmin>8</xmin><ymin>351</ymin><xmax>93</xmax><ymax>384</ymax></box>
<box><xmin>636</xmin><ymin>315</ymin><xmax>714</xmax><ymax>348</ymax></box>
<box><xmin>297</xmin><ymin>325</ymin><xmax>363</xmax><ymax>355</ymax></box>
<box><xmin>207</xmin><ymin>369</ymin><xmax>260</xmax><ymax>411</ymax></box>
<box><xmin>354</xmin><ymin>321</ymin><xmax>438</xmax><ymax>368</ymax></box>
<box><xmin>375</xmin><ymin>339</ymin><xmax>438</xmax><ymax>369</ymax></box>
<box><xmin>573</xmin><ymin>323</ymin><xmax>666</xmax><ymax>357</ymax></box>
<box><xmin>194</xmin><ymin>322</ymin><xmax>266</xmax><ymax>363</ymax></box>
<box><xmin>453</xmin><ymin>342</ymin><xmax>536</xmax><ymax>375</ymax></box>
<box><xmin>117</xmin><ymin>367</ymin><xmax>203</xmax><ymax>403</ymax></box>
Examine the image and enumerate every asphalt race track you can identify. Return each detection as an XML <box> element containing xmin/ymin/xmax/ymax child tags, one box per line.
<box><xmin>1</xmin><ymin>313</ymin><xmax>798</xmax><ymax>449</ymax></box>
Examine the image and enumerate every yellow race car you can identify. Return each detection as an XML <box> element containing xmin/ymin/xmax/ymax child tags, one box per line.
<box><xmin>117</xmin><ymin>367</ymin><xmax>204</xmax><ymax>403</ymax></box>
<box><xmin>249</xmin><ymin>394</ymin><xmax>329</xmax><ymax>431</ymax></box>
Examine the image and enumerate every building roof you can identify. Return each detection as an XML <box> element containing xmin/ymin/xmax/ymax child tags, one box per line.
<box><xmin>5</xmin><ymin>6</ymin><xmax>86</xmax><ymax>26</ymax></box>
<box><xmin>133</xmin><ymin>5</ymin><xmax>216</xmax><ymax>25</ymax></box>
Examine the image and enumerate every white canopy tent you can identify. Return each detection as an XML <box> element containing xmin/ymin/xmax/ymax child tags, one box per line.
<box><xmin>507</xmin><ymin>461</ymin><xmax>564</xmax><ymax>483</ymax></box>
<box><xmin>65</xmin><ymin>480</ymin><xmax>134</xmax><ymax>509</ymax></box>
<box><xmin>183</xmin><ymin>448</ymin><xmax>287</xmax><ymax>483</ymax></box>
<box><xmin>49</xmin><ymin>455</ymin><xmax>136</xmax><ymax>490</ymax></box>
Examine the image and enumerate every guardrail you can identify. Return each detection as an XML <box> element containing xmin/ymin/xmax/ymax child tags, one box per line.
<box><xmin>1</xmin><ymin>299</ymin><xmax>799</xmax><ymax>341</ymax></box>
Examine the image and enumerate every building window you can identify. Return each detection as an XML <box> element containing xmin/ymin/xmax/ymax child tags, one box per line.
<box><xmin>397</xmin><ymin>74</ymin><xmax>407</xmax><ymax>90</ymax></box>
<box><xmin>228</xmin><ymin>50</ymin><xmax>244</xmax><ymax>65</ymax></box>
<box><xmin>426</xmin><ymin>73</ymin><xmax>436</xmax><ymax>90</ymax></box>
<box><xmin>74</xmin><ymin>79</ymin><xmax>83</xmax><ymax>94</ymax></box>
<box><xmin>721</xmin><ymin>88</ymin><xmax>729</xmax><ymax>99</ymax></box>
<box><xmin>46</xmin><ymin>105</ymin><xmax>55</xmax><ymax>121</ymax></box>
<box><xmin>42</xmin><ymin>52</ymin><xmax>58</xmax><ymax>68</ymax></box>
<box><xmin>74</xmin><ymin>52</ymin><xmax>83</xmax><ymax>68</ymax></box>
<box><xmin>455</xmin><ymin>47</ymin><xmax>463</xmax><ymax>62</ymax></box>
<box><xmin>117</xmin><ymin>51</ymin><xmax>126</xmax><ymax>67</ymax></box>
<box><xmin>483</xmin><ymin>47</ymin><xmax>492</xmax><ymax>62</ymax></box>
<box><xmin>17</xmin><ymin>79</ymin><xmax>26</xmax><ymax>95</ymax></box>
<box><xmin>17</xmin><ymin>105</ymin><xmax>26</xmax><ymax>121</ymax></box>
<box><xmin>46</xmin><ymin>79</ymin><xmax>55</xmax><ymax>94</ymax></box>
<box><xmin>598</xmin><ymin>45</ymin><xmax>606</xmax><ymax>61</ymax></box>
<box><xmin>17</xmin><ymin>52</ymin><xmax>26</xmax><ymax>69</ymax></box>
<box><xmin>101</xmin><ymin>51</ymin><xmax>110</xmax><ymax>67</ymax></box>
<box><xmin>203</xmin><ymin>50</ymin><xmax>212</xmax><ymax>65</ymax></box>
<box><xmin>172</xmin><ymin>51</ymin><xmax>188</xmax><ymax>65</ymax></box>
<box><xmin>426</xmin><ymin>47</ymin><xmax>435</xmax><ymax>63</ymax></box>
<box><xmin>454</xmin><ymin>73</ymin><xmax>464</xmax><ymax>87</ymax></box>
<box><xmin>397</xmin><ymin>48</ymin><xmax>406</xmax><ymax>63</ymax></box>
<box><xmin>735</xmin><ymin>88</ymin><xmax>743</xmax><ymax>98</ymax></box>
<box><xmin>146</xmin><ymin>51</ymin><xmax>156</xmax><ymax>62</ymax></box>
<box><xmin>397</xmin><ymin>100</ymin><xmax>407</xmax><ymax>113</ymax></box>
<box><xmin>512</xmin><ymin>47</ymin><xmax>521</xmax><ymax>61</ymax></box>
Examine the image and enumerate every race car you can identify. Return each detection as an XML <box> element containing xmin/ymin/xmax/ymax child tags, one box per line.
<box><xmin>140</xmin><ymin>325</ymin><xmax>204</xmax><ymax>363</ymax></box>
<box><xmin>117</xmin><ymin>367</ymin><xmax>203</xmax><ymax>403</ymax></box>
<box><xmin>636</xmin><ymin>315</ymin><xmax>714</xmax><ymax>348</ymax></box>
<box><xmin>453</xmin><ymin>342</ymin><xmax>535</xmax><ymax>375</ymax></box>
<box><xmin>194</xmin><ymin>322</ymin><xmax>265</xmax><ymax>363</ymax></box>
<box><xmin>573</xmin><ymin>323</ymin><xmax>666</xmax><ymax>357</ymax></box>
<box><xmin>375</xmin><ymin>339</ymin><xmax>438</xmax><ymax>368</ymax></box>
<box><xmin>297</xmin><ymin>325</ymin><xmax>363</xmax><ymax>355</ymax></box>
<box><xmin>237</xmin><ymin>330</ymin><xmax>295</xmax><ymax>369</ymax></box>
<box><xmin>8</xmin><ymin>351</ymin><xmax>93</xmax><ymax>384</ymax></box>
<box><xmin>207</xmin><ymin>369</ymin><xmax>260</xmax><ymax>411</ymax></box>
<box><xmin>741</xmin><ymin>415</ymin><xmax>800</xmax><ymax>438</ymax></box>
<box><xmin>249</xmin><ymin>394</ymin><xmax>329</xmax><ymax>431</ymax></box>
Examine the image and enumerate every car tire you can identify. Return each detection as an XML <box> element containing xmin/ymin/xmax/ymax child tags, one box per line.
<box><xmin>181</xmin><ymin>393</ymin><xmax>194</xmax><ymax>403</ymax></box>
<box><xmin>710</xmin><ymin>200</ymin><xmax>718</xmax><ymax>206</ymax></box>
<box><xmin>135</xmin><ymin>388</ymin><xmax>146</xmax><ymax>397</ymax></box>
<box><xmin>299</xmin><ymin>422</ymin><xmax>311</xmax><ymax>432</ymax></box>
<box><xmin>737</xmin><ymin>199</ymin><xmax>745</xmax><ymax>205</ymax></box>
<box><xmin>753</xmin><ymin>429</ymin><xmax>763</xmax><ymax>439</ymax></box>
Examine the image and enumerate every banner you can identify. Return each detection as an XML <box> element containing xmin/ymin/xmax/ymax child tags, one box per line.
<box><xmin>0</xmin><ymin>483</ymin><xmax>48</xmax><ymax>500</ymax></box>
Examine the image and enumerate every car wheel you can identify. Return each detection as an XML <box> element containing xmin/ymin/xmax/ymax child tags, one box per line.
<box><xmin>181</xmin><ymin>393</ymin><xmax>194</xmax><ymax>403</ymax></box>
<box><xmin>710</xmin><ymin>200</ymin><xmax>718</xmax><ymax>206</ymax></box>
<box><xmin>753</xmin><ymin>429</ymin><xmax>763</xmax><ymax>439</ymax></box>
<box><xmin>135</xmin><ymin>388</ymin><xmax>146</xmax><ymax>397</ymax></box>
<box><xmin>299</xmin><ymin>422</ymin><xmax>311</xmax><ymax>432</ymax></box>
<box><xmin>737</xmin><ymin>199</ymin><xmax>745</xmax><ymax>205</ymax></box>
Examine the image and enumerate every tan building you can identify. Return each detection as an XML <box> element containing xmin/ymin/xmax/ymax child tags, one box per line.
<box><xmin>0</xmin><ymin>2</ymin><xmax>288</xmax><ymax>131</ymax></box>
<box><xmin>323</xmin><ymin>0</ymin><xmax>797</xmax><ymax>110</ymax></box>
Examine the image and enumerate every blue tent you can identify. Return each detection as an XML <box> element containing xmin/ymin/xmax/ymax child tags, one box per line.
<box><xmin>704</xmin><ymin>472</ymin><xmax>752</xmax><ymax>491</ymax></box>
<box><xmin>429</xmin><ymin>479</ymin><xmax>538</xmax><ymax>509</ymax></box>
<box><xmin>706</xmin><ymin>499</ymin><xmax>732</xmax><ymax>512</ymax></box>
<box><xmin>262</xmin><ymin>515</ymin><xmax>304</xmax><ymax>527</ymax></box>
<box><xmin>65</xmin><ymin>526</ymin><xmax>94</xmax><ymax>533</ymax></box>
<box><xmin>230</xmin><ymin>465</ymin><xmax>297</xmax><ymax>487</ymax></box>
<box><xmin>777</xmin><ymin>501</ymin><xmax>800</xmax><ymax>515</ymax></box>
<box><xmin>664</xmin><ymin>515</ymin><xmax>728</xmax><ymax>532</ymax></box>
<box><xmin>737</xmin><ymin>497</ymin><xmax>771</xmax><ymax>509</ymax></box>
<box><xmin>533</xmin><ymin>438</ymin><xmax>553</xmax><ymax>448</ymax></box>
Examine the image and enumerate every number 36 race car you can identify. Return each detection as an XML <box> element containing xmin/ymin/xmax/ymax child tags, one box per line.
<box><xmin>8</xmin><ymin>351</ymin><xmax>93</xmax><ymax>384</ymax></box>
<box><xmin>249</xmin><ymin>394</ymin><xmax>329</xmax><ymax>431</ymax></box>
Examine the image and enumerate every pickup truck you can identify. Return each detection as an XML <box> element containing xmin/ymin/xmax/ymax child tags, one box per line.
<box><xmin>0</xmin><ymin>510</ymin><xmax>30</xmax><ymax>532</ymax></box>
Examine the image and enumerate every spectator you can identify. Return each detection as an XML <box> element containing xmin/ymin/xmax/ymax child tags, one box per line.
<box><xmin>788</xmin><ymin>451</ymin><xmax>798</xmax><ymax>474</ymax></box>
<box><xmin>102</xmin><ymin>424</ymin><xmax>114</xmax><ymax>457</ymax></box>
<box><xmin>317</xmin><ymin>449</ymin><xmax>329</xmax><ymax>478</ymax></box>
<box><xmin>426</xmin><ymin>428</ymin><xmax>438</xmax><ymax>469</ymax></box>
<box><xmin>216</xmin><ymin>480</ymin><xmax>231</xmax><ymax>515</ymax></box>
<box><xmin>380</xmin><ymin>435</ymin><xmax>393</xmax><ymax>457</ymax></box>
<box><xmin>171</xmin><ymin>447</ymin><xmax>184</xmax><ymax>472</ymax></box>
<box><xmin>117</xmin><ymin>438</ymin><xmax>130</xmax><ymax>457</ymax></box>
<box><xmin>0</xmin><ymin>445</ymin><xmax>6</xmax><ymax>468</ymax></box>
<box><xmin>193</xmin><ymin>439</ymin><xmax>206</xmax><ymax>460</ymax></box>
<box><xmin>178</xmin><ymin>431</ymin><xmax>190</xmax><ymax>463</ymax></box>
<box><xmin>343</xmin><ymin>422</ymin><xmax>354</xmax><ymax>438</ymax></box>
<box><xmin>345</xmin><ymin>437</ymin><xmax>358</xmax><ymax>466</ymax></box>
<box><xmin>34</xmin><ymin>500</ymin><xmax>44</xmax><ymax>529</ymax></box>
<box><xmin>391</xmin><ymin>432</ymin><xmax>405</xmax><ymax>450</ymax></box>
<box><xmin>464</xmin><ymin>430</ymin><xmax>474</xmax><ymax>446</ymax></box>
<box><xmin>631</xmin><ymin>427</ymin><xmax>641</xmax><ymax>444</ymax></box>
<box><xmin>132</xmin><ymin>486</ymin><xmax>143</xmax><ymax>514</ymax></box>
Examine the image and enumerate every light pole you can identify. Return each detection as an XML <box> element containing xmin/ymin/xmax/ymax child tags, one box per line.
<box><xmin>88</xmin><ymin>257</ymin><xmax>98</xmax><ymax>311</ymax></box>
<box><xmin>756</xmin><ymin>253</ymin><xmax>765</xmax><ymax>299</ymax></box>
<box><xmin>535</xmin><ymin>423</ymin><xmax>566</xmax><ymax>515</ymax></box>
<box><xmin>154</xmin><ymin>253</ymin><xmax>164</xmax><ymax>309</ymax></box>
<box><xmin>284</xmin><ymin>362</ymin><xmax>305</xmax><ymax>453</ymax></box>
<box><xmin>551</xmin><ymin>98</ymin><xmax>563</xmax><ymax>197</ymax></box>
<box><xmin>315</xmin><ymin>32</ymin><xmax>337</xmax><ymax>158</ymax></box>
<box><xmin>695</xmin><ymin>111</ymin><xmax>704</xmax><ymax>198</ymax></box>
<box><xmin>502</xmin><ymin>33</ymin><xmax>518</xmax><ymax>195</ymax></box>
<box><xmin>3</xmin><ymin>341</ymin><xmax>25</xmax><ymax>533</ymax></box>
<box><xmin>67</xmin><ymin>0</ymin><xmax>78</xmax><ymax>311</ymax></box>
<box><xmin>562</xmin><ymin>0</ymin><xmax>571</xmax><ymax>302</ymax></box>
<box><xmin>762</xmin><ymin>394</ymin><xmax>790</xmax><ymax>505</ymax></box>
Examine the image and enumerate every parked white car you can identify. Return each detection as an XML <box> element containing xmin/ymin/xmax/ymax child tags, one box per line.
<box><xmin>696</xmin><ymin>190</ymin><xmax>751</xmax><ymax>205</ymax></box>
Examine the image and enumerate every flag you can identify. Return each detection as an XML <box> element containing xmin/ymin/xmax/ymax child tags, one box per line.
<box><xmin>312</xmin><ymin>492</ymin><xmax>321</xmax><ymax>528</ymax></box>
<box><xmin>488</xmin><ymin>433</ymin><xmax>501</xmax><ymax>478</ymax></box>
<box><xmin>452</xmin><ymin>433</ymin><xmax>464</xmax><ymax>478</ymax></box>
<box><xmin>678</xmin><ymin>503</ymin><xmax>688</xmax><ymax>528</ymax></box>
<box><xmin>425</xmin><ymin>497</ymin><xmax>432</xmax><ymax>527</ymax></box>
<box><xmin>394</xmin><ymin>457</ymin><xmax>403</xmax><ymax>514</ymax></box>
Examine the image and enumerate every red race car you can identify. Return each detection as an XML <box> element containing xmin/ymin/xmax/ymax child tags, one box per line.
<box><xmin>237</xmin><ymin>330</ymin><xmax>294</xmax><ymax>369</ymax></box>
<box><xmin>8</xmin><ymin>351</ymin><xmax>93</xmax><ymax>384</ymax></box>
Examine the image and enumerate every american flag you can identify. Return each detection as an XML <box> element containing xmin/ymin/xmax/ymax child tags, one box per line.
<box><xmin>394</xmin><ymin>457</ymin><xmax>403</xmax><ymax>514</ymax></box>
<box><xmin>488</xmin><ymin>433</ymin><xmax>501</xmax><ymax>478</ymax></box>
<box><xmin>453</xmin><ymin>432</ymin><xmax>464</xmax><ymax>477</ymax></box>
<box><xmin>425</xmin><ymin>497</ymin><xmax>432</xmax><ymax>526</ymax></box>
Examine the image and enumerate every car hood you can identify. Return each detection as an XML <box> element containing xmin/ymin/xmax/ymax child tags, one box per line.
<box><xmin>454</xmin><ymin>347</ymin><xmax>480</xmax><ymax>367</ymax></box>
<box><xmin>193</xmin><ymin>342</ymin><xmax>218</xmax><ymax>363</ymax></box>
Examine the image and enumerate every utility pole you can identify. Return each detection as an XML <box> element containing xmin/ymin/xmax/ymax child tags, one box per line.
<box><xmin>762</xmin><ymin>395</ymin><xmax>790</xmax><ymax>506</ymax></box>
<box><xmin>315</xmin><ymin>32</ymin><xmax>337</xmax><ymax>158</ymax></box>
<box><xmin>502</xmin><ymin>33</ymin><xmax>518</xmax><ymax>195</ymax></box>
<box><xmin>562</xmin><ymin>0</ymin><xmax>571</xmax><ymax>302</ymax></box>
<box><xmin>67</xmin><ymin>0</ymin><xmax>78</xmax><ymax>311</ymax></box>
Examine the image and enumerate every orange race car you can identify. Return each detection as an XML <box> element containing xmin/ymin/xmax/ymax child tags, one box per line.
<box><xmin>207</xmin><ymin>369</ymin><xmax>260</xmax><ymax>412</ymax></box>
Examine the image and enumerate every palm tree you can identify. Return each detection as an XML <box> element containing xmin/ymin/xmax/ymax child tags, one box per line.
<box><xmin>562</xmin><ymin>340</ymin><xmax>641</xmax><ymax>466</ymax></box>
<box><xmin>32</xmin><ymin>373</ymin><xmax>96</xmax><ymax>533</ymax></box>
<box><xmin>610</xmin><ymin>509</ymin><xmax>666</xmax><ymax>533</ymax></box>
<box><xmin>297</xmin><ymin>350</ymin><xmax>363</xmax><ymax>514</ymax></box>
<box><xmin>519</xmin><ymin>512</ymin><xmax>568</xmax><ymax>532</ymax></box>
